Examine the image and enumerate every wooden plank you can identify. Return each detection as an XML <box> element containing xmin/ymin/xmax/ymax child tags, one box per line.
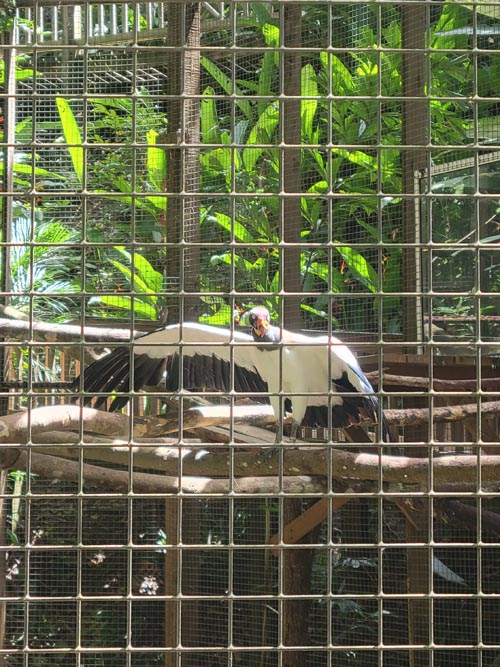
<box><xmin>269</xmin><ymin>497</ymin><xmax>350</xmax><ymax>556</ymax></box>
<box><xmin>193</xmin><ymin>423</ymin><xmax>279</xmax><ymax>444</ymax></box>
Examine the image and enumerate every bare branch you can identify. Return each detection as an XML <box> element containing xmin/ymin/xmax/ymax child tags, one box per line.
<box><xmin>385</xmin><ymin>400</ymin><xmax>500</xmax><ymax>427</ymax></box>
<box><xmin>369</xmin><ymin>371</ymin><xmax>500</xmax><ymax>393</ymax></box>
<box><xmin>0</xmin><ymin>405</ymin><xmax>168</xmax><ymax>442</ymax></box>
<box><xmin>16</xmin><ymin>440</ymin><xmax>500</xmax><ymax>487</ymax></box>
<box><xmin>0</xmin><ymin>317</ymin><xmax>136</xmax><ymax>364</ymax></box>
<box><xmin>0</xmin><ymin>316</ymin><xmax>135</xmax><ymax>344</ymax></box>
<box><xmin>0</xmin><ymin>448</ymin><xmax>325</xmax><ymax>495</ymax></box>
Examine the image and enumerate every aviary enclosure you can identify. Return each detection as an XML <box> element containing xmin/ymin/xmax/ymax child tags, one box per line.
<box><xmin>1</xmin><ymin>0</ymin><xmax>500</xmax><ymax>665</ymax></box>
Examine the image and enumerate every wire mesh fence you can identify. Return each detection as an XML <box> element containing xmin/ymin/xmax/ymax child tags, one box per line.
<box><xmin>1</xmin><ymin>0</ymin><xmax>500</xmax><ymax>665</ymax></box>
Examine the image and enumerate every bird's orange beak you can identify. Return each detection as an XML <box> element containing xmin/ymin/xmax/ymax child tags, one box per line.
<box><xmin>253</xmin><ymin>316</ymin><xmax>269</xmax><ymax>337</ymax></box>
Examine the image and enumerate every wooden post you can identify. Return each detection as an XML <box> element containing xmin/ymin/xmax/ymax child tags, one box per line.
<box><xmin>401</xmin><ymin>3</ymin><xmax>431</xmax><ymax>664</ymax></box>
<box><xmin>282</xmin><ymin>499</ymin><xmax>320</xmax><ymax>667</ymax></box>
<box><xmin>164</xmin><ymin>2</ymin><xmax>201</xmax><ymax>323</ymax></box>
<box><xmin>163</xmin><ymin>5</ymin><xmax>202</xmax><ymax>665</ymax></box>
<box><xmin>282</xmin><ymin>3</ymin><xmax>303</xmax><ymax>330</ymax></box>
<box><xmin>401</xmin><ymin>1</ymin><xmax>429</xmax><ymax>346</ymax></box>
<box><xmin>281</xmin><ymin>7</ymin><xmax>312</xmax><ymax>660</ymax></box>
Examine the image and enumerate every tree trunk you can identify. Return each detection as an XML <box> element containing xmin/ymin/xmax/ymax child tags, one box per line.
<box><xmin>164</xmin><ymin>2</ymin><xmax>201</xmax><ymax>323</ymax></box>
<box><xmin>282</xmin><ymin>3</ymin><xmax>303</xmax><ymax>330</ymax></box>
<box><xmin>282</xmin><ymin>499</ymin><xmax>320</xmax><ymax>666</ymax></box>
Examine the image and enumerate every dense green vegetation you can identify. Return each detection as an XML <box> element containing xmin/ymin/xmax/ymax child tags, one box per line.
<box><xmin>1</xmin><ymin>3</ymin><xmax>500</xmax><ymax>663</ymax></box>
<box><xmin>2</xmin><ymin>2</ymin><xmax>499</xmax><ymax>334</ymax></box>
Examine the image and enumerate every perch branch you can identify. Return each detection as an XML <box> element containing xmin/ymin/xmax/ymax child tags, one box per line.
<box><xmin>385</xmin><ymin>400</ymin><xmax>500</xmax><ymax>427</ymax></box>
<box><xmin>12</xmin><ymin>441</ymin><xmax>500</xmax><ymax>487</ymax></box>
<box><xmin>0</xmin><ymin>316</ymin><xmax>135</xmax><ymax>344</ymax></box>
<box><xmin>0</xmin><ymin>448</ymin><xmax>325</xmax><ymax>495</ymax></box>
<box><xmin>369</xmin><ymin>371</ymin><xmax>500</xmax><ymax>393</ymax></box>
<box><xmin>0</xmin><ymin>405</ymin><xmax>170</xmax><ymax>442</ymax></box>
<box><xmin>0</xmin><ymin>317</ymin><xmax>136</xmax><ymax>364</ymax></box>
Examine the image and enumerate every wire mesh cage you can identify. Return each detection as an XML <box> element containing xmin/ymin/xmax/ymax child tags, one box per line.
<box><xmin>1</xmin><ymin>0</ymin><xmax>500</xmax><ymax>665</ymax></box>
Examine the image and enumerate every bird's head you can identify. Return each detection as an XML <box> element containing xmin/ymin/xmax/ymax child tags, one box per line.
<box><xmin>241</xmin><ymin>306</ymin><xmax>272</xmax><ymax>340</ymax></box>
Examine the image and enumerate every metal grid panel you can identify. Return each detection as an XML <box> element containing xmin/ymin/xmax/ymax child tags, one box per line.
<box><xmin>1</xmin><ymin>1</ymin><xmax>500</xmax><ymax>665</ymax></box>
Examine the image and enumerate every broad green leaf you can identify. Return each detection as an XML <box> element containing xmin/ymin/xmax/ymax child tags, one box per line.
<box><xmin>262</xmin><ymin>22</ymin><xmax>280</xmax><ymax>47</ymax></box>
<box><xmin>320</xmin><ymin>52</ymin><xmax>353</xmax><ymax>95</ymax></box>
<box><xmin>201</xmin><ymin>57</ymin><xmax>253</xmax><ymax>122</ymax></box>
<box><xmin>307</xmin><ymin>180</ymin><xmax>329</xmax><ymax>194</ymax></box>
<box><xmin>307</xmin><ymin>261</ymin><xmax>344</xmax><ymax>291</ymax></box>
<box><xmin>211</xmin><ymin>213</ymin><xmax>255</xmax><ymax>243</ymax></box>
<box><xmin>113</xmin><ymin>246</ymin><xmax>163</xmax><ymax>293</ymax></box>
<box><xmin>201</xmin><ymin>147</ymin><xmax>233</xmax><ymax>174</ymax></box>
<box><xmin>201</xmin><ymin>87</ymin><xmax>221</xmax><ymax>144</ymax></box>
<box><xmin>332</xmin><ymin>148</ymin><xmax>377</xmax><ymax>171</ymax></box>
<box><xmin>98</xmin><ymin>295</ymin><xmax>157</xmax><ymax>319</ymax></box>
<box><xmin>146</xmin><ymin>130</ymin><xmax>166</xmax><ymax>190</ymax></box>
<box><xmin>257</xmin><ymin>50</ymin><xmax>277</xmax><ymax>115</ymax></box>
<box><xmin>55</xmin><ymin>97</ymin><xmax>84</xmax><ymax>185</ymax></box>
<box><xmin>335</xmin><ymin>246</ymin><xmax>378</xmax><ymax>293</ymax></box>
<box><xmin>144</xmin><ymin>195</ymin><xmax>168</xmax><ymax>211</ymax></box>
<box><xmin>109</xmin><ymin>259</ymin><xmax>158</xmax><ymax>300</ymax></box>
<box><xmin>88</xmin><ymin>97</ymin><xmax>133</xmax><ymax>111</ymax></box>
<box><xmin>199</xmin><ymin>304</ymin><xmax>234</xmax><ymax>325</ymax></box>
<box><xmin>243</xmin><ymin>103</ymin><xmax>279</xmax><ymax>172</ymax></box>
<box><xmin>461</xmin><ymin>0</ymin><xmax>500</xmax><ymax>18</ymax></box>
<box><xmin>269</xmin><ymin>270</ymin><xmax>280</xmax><ymax>293</ymax></box>
<box><xmin>301</xmin><ymin>64</ymin><xmax>318</xmax><ymax>142</ymax></box>
<box><xmin>480</xmin><ymin>234</ymin><xmax>500</xmax><ymax>244</ymax></box>
<box><xmin>0</xmin><ymin>163</ymin><xmax>66</xmax><ymax>179</ymax></box>
<box><xmin>211</xmin><ymin>251</ymin><xmax>255</xmax><ymax>273</ymax></box>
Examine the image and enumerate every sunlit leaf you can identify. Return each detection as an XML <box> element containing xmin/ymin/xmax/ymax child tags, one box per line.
<box><xmin>97</xmin><ymin>295</ymin><xmax>158</xmax><ymax>319</ymax></box>
<box><xmin>146</xmin><ymin>130</ymin><xmax>166</xmax><ymax>191</ymax></box>
<box><xmin>335</xmin><ymin>246</ymin><xmax>378</xmax><ymax>293</ymax></box>
<box><xmin>201</xmin><ymin>57</ymin><xmax>253</xmax><ymax>122</ymax></box>
<box><xmin>55</xmin><ymin>97</ymin><xmax>84</xmax><ymax>185</ymax></box>
<box><xmin>210</xmin><ymin>212</ymin><xmax>255</xmax><ymax>243</ymax></box>
<box><xmin>301</xmin><ymin>64</ymin><xmax>318</xmax><ymax>142</ymax></box>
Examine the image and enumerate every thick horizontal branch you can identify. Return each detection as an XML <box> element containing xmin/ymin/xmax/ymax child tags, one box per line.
<box><xmin>0</xmin><ymin>449</ymin><xmax>325</xmax><ymax>495</ymax></box>
<box><xmin>4</xmin><ymin>399</ymin><xmax>495</xmax><ymax>448</ymax></box>
<box><xmin>0</xmin><ymin>405</ymin><xmax>275</xmax><ymax>442</ymax></box>
<box><xmin>4</xmin><ymin>442</ymin><xmax>500</xmax><ymax>489</ymax></box>
<box><xmin>1</xmin><ymin>403</ymin><xmax>500</xmax><ymax>487</ymax></box>
<box><xmin>369</xmin><ymin>371</ymin><xmax>500</xmax><ymax>393</ymax></box>
<box><xmin>0</xmin><ymin>316</ymin><xmax>137</xmax><ymax>364</ymax></box>
<box><xmin>385</xmin><ymin>400</ymin><xmax>500</xmax><ymax>427</ymax></box>
<box><xmin>0</xmin><ymin>405</ymin><xmax>170</xmax><ymax>442</ymax></box>
<box><xmin>0</xmin><ymin>316</ymin><xmax>135</xmax><ymax>345</ymax></box>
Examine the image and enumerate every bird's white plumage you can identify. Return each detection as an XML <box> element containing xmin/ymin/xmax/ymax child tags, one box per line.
<box><xmin>132</xmin><ymin>323</ymin><xmax>268</xmax><ymax>380</ymax></box>
<box><xmin>77</xmin><ymin>312</ymin><xmax>385</xmax><ymax>436</ymax></box>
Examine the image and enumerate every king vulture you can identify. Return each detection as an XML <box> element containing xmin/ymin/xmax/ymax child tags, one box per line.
<box><xmin>74</xmin><ymin>306</ymin><xmax>392</xmax><ymax>441</ymax></box>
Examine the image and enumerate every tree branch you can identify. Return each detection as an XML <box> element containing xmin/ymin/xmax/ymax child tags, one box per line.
<box><xmin>0</xmin><ymin>316</ymin><xmax>136</xmax><ymax>344</ymax></box>
<box><xmin>385</xmin><ymin>400</ymin><xmax>500</xmax><ymax>427</ymax></box>
<box><xmin>0</xmin><ymin>405</ymin><xmax>170</xmax><ymax>441</ymax></box>
<box><xmin>369</xmin><ymin>371</ymin><xmax>500</xmax><ymax>393</ymax></box>
<box><xmin>0</xmin><ymin>448</ymin><xmax>325</xmax><ymax>495</ymax></box>
<box><xmin>0</xmin><ymin>317</ymin><xmax>136</xmax><ymax>364</ymax></box>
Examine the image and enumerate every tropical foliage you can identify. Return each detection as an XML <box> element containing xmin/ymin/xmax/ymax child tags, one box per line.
<box><xmin>1</xmin><ymin>2</ymin><xmax>499</xmax><ymax>334</ymax></box>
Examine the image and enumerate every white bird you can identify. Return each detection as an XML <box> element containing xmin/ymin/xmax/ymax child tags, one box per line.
<box><xmin>74</xmin><ymin>306</ymin><xmax>392</xmax><ymax>440</ymax></box>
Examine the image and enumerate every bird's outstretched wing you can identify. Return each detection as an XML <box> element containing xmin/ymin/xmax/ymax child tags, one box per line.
<box><xmin>277</xmin><ymin>331</ymin><xmax>393</xmax><ymax>441</ymax></box>
<box><xmin>73</xmin><ymin>321</ymin><xmax>393</xmax><ymax>441</ymax></box>
<box><xmin>72</xmin><ymin>323</ymin><xmax>270</xmax><ymax>411</ymax></box>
